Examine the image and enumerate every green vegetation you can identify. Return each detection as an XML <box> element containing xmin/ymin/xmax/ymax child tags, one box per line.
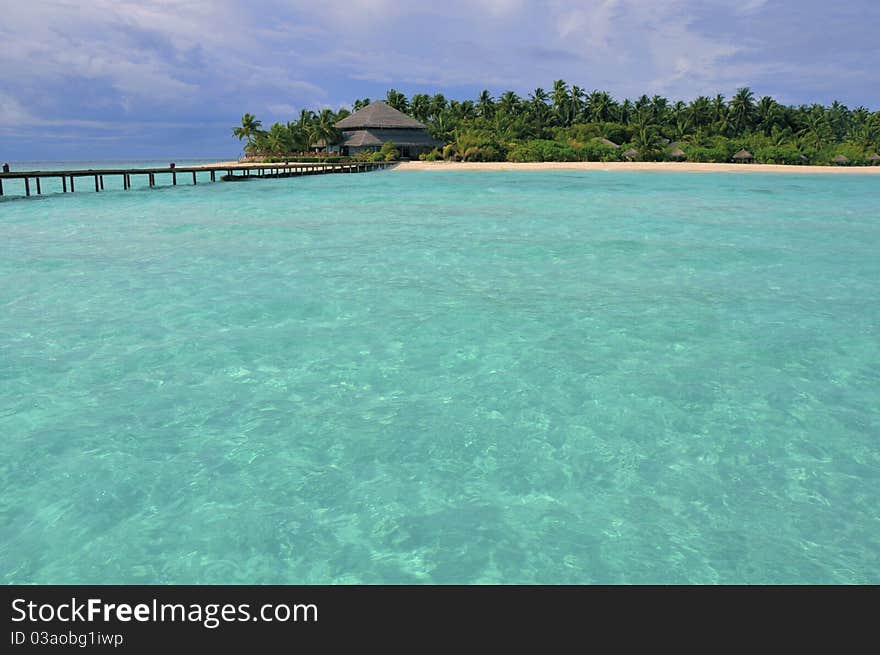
<box><xmin>233</xmin><ymin>108</ymin><xmax>350</xmax><ymax>159</ymax></box>
<box><xmin>236</xmin><ymin>84</ymin><xmax>880</xmax><ymax>165</ymax></box>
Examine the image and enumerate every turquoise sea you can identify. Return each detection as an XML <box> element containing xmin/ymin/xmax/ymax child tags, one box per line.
<box><xmin>1</xmin><ymin>165</ymin><xmax>878</xmax><ymax>584</ymax></box>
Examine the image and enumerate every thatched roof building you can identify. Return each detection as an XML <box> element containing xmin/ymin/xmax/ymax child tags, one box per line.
<box><xmin>335</xmin><ymin>100</ymin><xmax>440</xmax><ymax>158</ymax></box>
<box><xmin>669</xmin><ymin>148</ymin><xmax>687</xmax><ymax>160</ymax></box>
<box><xmin>622</xmin><ymin>148</ymin><xmax>640</xmax><ymax>160</ymax></box>
<box><xmin>832</xmin><ymin>154</ymin><xmax>850</xmax><ymax>165</ymax></box>
<box><xmin>593</xmin><ymin>137</ymin><xmax>620</xmax><ymax>149</ymax></box>
<box><xmin>868</xmin><ymin>153</ymin><xmax>880</xmax><ymax>164</ymax></box>
<box><xmin>733</xmin><ymin>149</ymin><xmax>754</xmax><ymax>162</ymax></box>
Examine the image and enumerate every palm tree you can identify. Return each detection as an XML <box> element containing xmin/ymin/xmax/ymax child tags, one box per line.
<box><xmin>756</xmin><ymin>96</ymin><xmax>778</xmax><ymax>136</ymax></box>
<box><xmin>711</xmin><ymin>94</ymin><xmax>727</xmax><ymax>123</ymax></box>
<box><xmin>799</xmin><ymin>108</ymin><xmax>832</xmax><ymax>150</ymax></box>
<box><xmin>477</xmin><ymin>90</ymin><xmax>495</xmax><ymax>119</ymax></box>
<box><xmin>634</xmin><ymin>125</ymin><xmax>663</xmax><ymax>159</ymax></box>
<box><xmin>498</xmin><ymin>91</ymin><xmax>521</xmax><ymax>116</ymax></box>
<box><xmin>266</xmin><ymin>122</ymin><xmax>293</xmax><ymax>156</ymax></box>
<box><xmin>410</xmin><ymin>94</ymin><xmax>431</xmax><ymax>122</ymax></box>
<box><xmin>386</xmin><ymin>89</ymin><xmax>409</xmax><ymax>113</ymax></box>
<box><xmin>619</xmin><ymin>99</ymin><xmax>634</xmax><ymax>125</ymax></box>
<box><xmin>827</xmin><ymin>100</ymin><xmax>849</xmax><ymax>140</ymax></box>
<box><xmin>688</xmin><ymin>96</ymin><xmax>712</xmax><ymax>128</ymax></box>
<box><xmin>311</xmin><ymin>109</ymin><xmax>341</xmax><ymax>149</ymax></box>
<box><xmin>232</xmin><ymin>113</ymin><xmax>263</xmax><ymax>147</ymax></box>
<box><xmin>729</xmin><ymin>87</ymin><xmax>756</xmax><ymax>135</ymax></box>
<box><xmin>569</xmin><ymin>86</ymin><xmax>586</xmax><ymax>123</ymax></box>
<box><xmin>587</xmin><ymin>90</ymin><xmax>615</xmax><ymax>123</ymax></box>
<box><xmin>430</xmin><ymin>94</ymin><xmax>447</xmax><ymax>120</ymax></box>
<box><xmin>529</xmin><ymin>87</ymin><xmax>550</xmax><ymax>125</ymax></box>
<box><xmin>634</xmin><ymin>94</ymin><xmax>651</xmax><ymax>114</ymax></box>
<box><xmin>551</xmin><ymin>79</ymin><xmax>570</xmax><ymax>126</ymax></box>
<box><xmin>672</xmin><ymin>115</ymin><xmax>693</xmax><ymax>141</ymax></box>
<box><xmin>650</xmin><ymin>95</ymin><xmax>669</xmax><ymax>123</ymax></box>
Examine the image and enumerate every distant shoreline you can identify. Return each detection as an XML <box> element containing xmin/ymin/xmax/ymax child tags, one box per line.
<box><xmin>392</xmin><ymin>161</ymin><xmax>880</xmax><ymax>174</ymax></box>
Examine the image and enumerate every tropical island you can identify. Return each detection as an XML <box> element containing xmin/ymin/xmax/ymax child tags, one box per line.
<box><xmin>234</xmin><ymin>84</ymin><xmax>880</xmax><ymax>167</ymax></box>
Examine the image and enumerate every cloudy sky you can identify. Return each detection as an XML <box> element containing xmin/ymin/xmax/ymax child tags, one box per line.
<box><xmin>2</xmin><ymin>0</ymin><xmax>878</xmax><ymax>160</ymax></box>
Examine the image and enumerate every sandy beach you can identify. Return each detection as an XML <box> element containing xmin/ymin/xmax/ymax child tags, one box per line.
<box><xmin>392</xmin><ymin>161</ymin><xmax>880</xmax><ymax>174</ymax></box>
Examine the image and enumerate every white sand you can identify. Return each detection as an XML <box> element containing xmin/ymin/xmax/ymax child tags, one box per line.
<box><xmin>392</xmin><ymin>161</ymin><xmax>880</xmax><ymax>174</ymax></box>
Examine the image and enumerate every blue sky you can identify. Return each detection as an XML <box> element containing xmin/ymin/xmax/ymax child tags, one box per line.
<box><xmin>2</xmin><ymin>0</ymin><xmax>878</xmax><ymax>160</ymax></box>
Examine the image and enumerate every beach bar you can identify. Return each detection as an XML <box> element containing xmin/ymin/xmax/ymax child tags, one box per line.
<box><xmin>0</xmin><ymin>161</ymin><xmax>392</xmax><ymax>198</ymax></box>
<box><xmin>334</xmin><ymin>100</ymin><xmax>441</xmax><ymax>159</ymax></box>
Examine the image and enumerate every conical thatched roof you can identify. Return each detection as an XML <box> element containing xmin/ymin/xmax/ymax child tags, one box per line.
<box><xmin>867</xmin><ymin>153</ymin><xmax>880</xmax><ymax>161</ymax></box>
<box><xmin>593</xmin><ymin>137</ymin><xmax>620</xmax><ymax>148</ymax></box>
<box><xmin>670</xmin><ymin>148</ymin><xmax>686</xmax><ymax>159</ymax></box>
<box><xmin>335</xmin><ymin>100</ymin><xmax>426</xmax><ymax>130</ymax></box>
<box><xmin>623</xmin><ymin>148</ymin><xmax>640</xmax><ymax>158</ymax></box>
<box><xmin>733</xmin><ymin>149</ymin><xmax>754</xmax><ymax>160</ymax></box>
<box><xmin>668</xmin><ymin>141</ymin><xmax>686</xmax><ymax>150</ymax></box>
<box><xmin>832</xmin><ymin>154</ymin><xmax>850</xmax><ymax>164</ymax></box>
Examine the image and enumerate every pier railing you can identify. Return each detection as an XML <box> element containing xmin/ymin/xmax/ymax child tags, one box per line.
<box><xmin>0</xmin><ymin>161</ymin><xmax>393</xmax><ymax>198</ymax></box>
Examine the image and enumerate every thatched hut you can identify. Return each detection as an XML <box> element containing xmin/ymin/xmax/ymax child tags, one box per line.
<box><xmin>669</xmin><ymin>148</ymin><xmax>687</xmax><ymax>161</ymax></box>
<box><xmin>593</xmin><ymin>137</ymin><xmax>620</xmax><ymax>149</ymax></box>
<box><xmin>867</xmin><ymin>153</ymin><xmax>880</xmax><ymax>165</ymax></box>
<box><xmin>733</xmin><ymin>149</ymin><xmax>754</xmax><ymax>163</ymax></box>
<box><xmin>832</xmin><ymin>154</ymin><xmax>850</xmax><ymax>165</ymax></box>
<box><xmin>334</xmin><ymin>100</ymin><xmax>440</xmax><ymax>159</ymax></box>
<box><xmin>622</xmin><ymin>148</ymin><xmax>640</xmax><ymax>160</ymax></box>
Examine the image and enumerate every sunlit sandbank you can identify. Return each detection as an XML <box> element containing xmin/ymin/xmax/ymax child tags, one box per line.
<box><xmin>393</xmin><ymin>160</ymin><xmax>880</xmax><ymax>173</ymax></box>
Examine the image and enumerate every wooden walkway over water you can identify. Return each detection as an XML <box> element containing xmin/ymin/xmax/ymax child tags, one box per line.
<box><xmin>0</xmin><ymin>161</ymin><xmax>393</xmax><ymax>197</ymax></box>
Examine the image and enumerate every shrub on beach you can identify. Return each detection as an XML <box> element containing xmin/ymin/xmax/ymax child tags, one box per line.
<box><xmin>577</xmin><ymin>140</ymin><xmax>620</xmax><ymax>162</ymax></box>
<box><xmin>442</xmin><ymin>143</ymin><xmax>460</xmax><ymax>161</ymax></box>
<box><xmin>506</xmin><ymin>139</ymin><xmax>578</xmax><ymax>162</ymax></box>
<box><xmin>379</xmin><ymin>141</ymin><xmax>400</xmax><ymax>161</ymax></box>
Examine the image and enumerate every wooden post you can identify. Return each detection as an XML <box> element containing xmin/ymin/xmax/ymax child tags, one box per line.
<box><xmin>62</xmin><ymin>176</ymin><xmax>67</xmax><ymax>192</ymax></box>
<box><xmin>210</xmin><ymin>170</ymin><xmax>215</xmax><ymax>182</ymax></box>
<box><xmin>0</xmin><ymin>178</ymin><xmax>3</xmax><ymax>196</ymax></box>
<box><xmin>100</xmin><ymin>175</ymin><xmax>104</xmax><ymax>190</ymax></box>
<box><xmin>70</xmin><ymin>176</ymin><xmax>75</xmax><ymax>192</ymax></box>
<box><xmin>192</xmin><ymin>171</ymin><xmax>197</xmax><ymax>185</ymax></box>
<box><xmin>36</xmin><ymin>177</ymin><xmax>42</xmax><ymax>194</ymax></box>
<box><xmin>25</xmin><ymin>177</ymin><xmax>30</xmax><ymax>196</ymax></box>
<box><xmin>172</xmin><ymin>171</ymin><xmax>177</xmax><ymax>185</ymax></box>
<box><xmin>149</xmin><ymin>173</ymin><xmax>154</xmax><ymax>187</ymax></box>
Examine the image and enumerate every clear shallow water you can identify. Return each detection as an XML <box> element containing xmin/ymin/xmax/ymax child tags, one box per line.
<box><xmin>1</xmin><ymin>169</ymin><xmax>878</xmax><ymax>584</ymax></box>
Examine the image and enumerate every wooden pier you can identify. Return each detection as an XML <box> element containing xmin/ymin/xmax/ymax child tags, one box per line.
<box><xmin>0</xmin><ymin>161</ymin><xmax>393</xmax><ymax>198</ymax></box>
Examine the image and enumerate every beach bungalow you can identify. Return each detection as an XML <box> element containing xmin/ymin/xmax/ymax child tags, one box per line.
<box><xmin>334</xmin><ymin>100</ymin><xmax>441</xmax><ymax>159</ymax></box>
<box><xmin>832</xmin><ymin>154</ymin><xmax>850</xmax><ymax>166</ymax></box>
<box><xmin>593</xmin><ymin>137</ymin><xmax>620</xmax><ymax>149</ymax></box>
<box><xmin>622</xmin><ymin>148</ymin><xmax>640</xmax><ymax>160</ymax></box>
<box><xmin>669</xmin><ymin>148</ymin><xmax>687</xmax><ymax>161</ymax></box>
<box><xmin>733</xmin><ymin>149</ymin><xmax>755</xmax><ymax>163</ymax></box>
<box><xmin>867</xmin><ymin>153</ymin><xmax>880</xmax><ymax>165</ymax></box>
